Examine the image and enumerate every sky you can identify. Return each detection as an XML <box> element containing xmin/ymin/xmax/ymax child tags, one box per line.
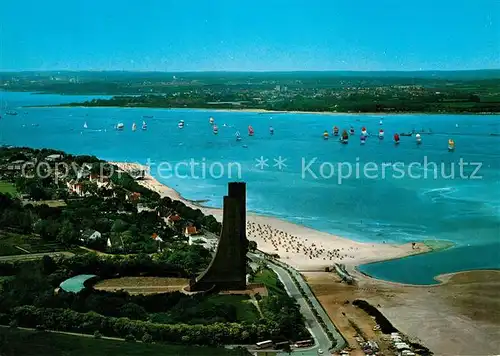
<box><xmin>0</xmin><ymin>0</ymin><xmax>499</xmax><ymax>72</ymax></box>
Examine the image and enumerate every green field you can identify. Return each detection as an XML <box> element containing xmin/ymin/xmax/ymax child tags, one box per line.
<box><xmin>0</xmin><ymin>231</ymin><xmax>65</xmax><ymax>256</ymax></box>
<box><xmin>0</xmin><ymin>181</ymin><xmax>17</xmax><ymax>196</ymax></box>
<box><xmin>0</xmin><ymin>328</ymin><xmax>249</xmax><ymax>356</ymax></box>
<box><xmin>253</xmin><ymin>268</ymin><xmax>286</xmax><ymax>296</ymax></box>
<box><xmin>150</xmin><ymin>294</ymin><xmax>260</xmax><ymax>324</ymax></box>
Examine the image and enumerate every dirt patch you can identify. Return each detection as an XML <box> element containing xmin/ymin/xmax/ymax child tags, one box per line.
<box><xmin>305</xmin><ymin>270</ymin><xmax>500</xmax><ymax>356</ymax></box>
<box><xmin>94</xmin><ymin>277</ymin><xmax>189</xmax><ymax>295</ymax></box>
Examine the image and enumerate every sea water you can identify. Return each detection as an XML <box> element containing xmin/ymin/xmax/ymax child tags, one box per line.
<box><xmin>1</xmin><ymin>91</ymin><xmax>499</xmax><ymax>284</ymax></box>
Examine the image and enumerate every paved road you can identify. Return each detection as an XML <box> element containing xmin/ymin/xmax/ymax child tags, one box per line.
<box><xmin>0</xmin><ymin>251</ymin><xmax>74</xmax><ymax>261</ymax></box>
<box><xmin>250</xmin><ymin>253</ymin><xmax>346</xmax><ymax>355</ymax></box>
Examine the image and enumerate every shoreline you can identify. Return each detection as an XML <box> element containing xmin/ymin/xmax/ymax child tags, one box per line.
<box><xmin>111</xmin><ymin>161</ymin><xmax>433</xmax><ymax>272</ymax></box>
<box><xmin>21</xmin><ymin>104</ymin><xmax>499</xmax><ymax>116</ymax></box>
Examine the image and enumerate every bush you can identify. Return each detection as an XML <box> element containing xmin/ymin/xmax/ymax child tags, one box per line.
<box><xmin>125</xmin><ymin>334</ymin><xmax>136</xmax><ymax>342</ymax></box>
<box><xmin>93</xmin><ymin>330</ymin><xmax>102</xmax><ymax>339</ymax></box>
<box><xmin>141</xmin><ymin>333</ymin><xmax>153</xmax><ymax>343</ymax></box>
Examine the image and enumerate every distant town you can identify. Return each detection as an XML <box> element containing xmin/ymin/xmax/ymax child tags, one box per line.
<box><xmin>1</xmin><ymin>70</ymin><xmax>500</xmax><ymax>113</ymax></box>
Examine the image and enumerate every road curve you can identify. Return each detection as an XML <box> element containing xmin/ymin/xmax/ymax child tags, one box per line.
<box><xmin>250</xmin><ymin>253</ymin><xmax>346</xmax><ymax>355</ymax></box>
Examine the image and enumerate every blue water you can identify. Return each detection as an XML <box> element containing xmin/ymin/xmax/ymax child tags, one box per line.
<box><xmin>1</xmin><ymin>91</ymin><xmax>499</xmax><ymax>284</ymax></box>
<box><xmin>59</xmin><ymin>274</ymin><xmax>97</xmax><ymax>293</ymax></box>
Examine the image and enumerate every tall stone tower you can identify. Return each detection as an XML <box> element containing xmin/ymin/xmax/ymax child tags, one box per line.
<box><xmin>188</xmin><ymin>182</ymin><xmax>248</xmax><ymax>292</ymax></box>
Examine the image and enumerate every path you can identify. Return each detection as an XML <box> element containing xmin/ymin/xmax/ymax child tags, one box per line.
<box><xmin>0</xmin><ymin>251</ymin><xmax>74</xmax><ymax>261</ymax></box>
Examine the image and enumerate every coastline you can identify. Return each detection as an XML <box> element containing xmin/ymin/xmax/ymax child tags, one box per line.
<box><xmin>22</xmin><ymin>103</ymin><xmax>499</xmax><ymax>116</ymax></box>
<box><xmin>111</xmin><ymin>161</ymin><xmax>432</xmax><ymax>271</ymax></box>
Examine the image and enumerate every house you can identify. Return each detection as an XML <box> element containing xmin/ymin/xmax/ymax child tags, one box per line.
<box><xmin>80</xmin><ymin>230</ymin><xmax>102</xmax><ymax>243</ymax></box>
<box><xmin>188</xmin><ymin>234</ymin><xmax>218</xmax><ymax>252</ymax></box>
<box><xmin>126</xmin><ymin>192</ymin><xmax>141</xmax><ymax>202</ymax></box>
<box><xmin>184</xmin><ymin>225</ymin><xmax>198</xmax><ymax>237</ymax></box>
<box><xmin>67</xmin><ymin>180</ymin><xmax>84</xmax><ymax>196</ymax></box>
<box><xmin>45</xmin><ymin>154</ymin><xmax>63</xmax><ymax>162</ymax></box>
<box><xmin>107</xmin><ymin>234</ymin><xmax>124</xmax><ymax>249</ymax></box>
<box><xmin>166</xmin><ymin>214</ymin><xmax>181</xmax><ymax>227</ymax></box>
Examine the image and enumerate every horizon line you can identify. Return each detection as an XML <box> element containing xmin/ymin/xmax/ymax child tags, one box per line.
<box><xmin>1</xmin><ymin>68</ymin><xmax>500</xmax><ymax>74</ymax></box>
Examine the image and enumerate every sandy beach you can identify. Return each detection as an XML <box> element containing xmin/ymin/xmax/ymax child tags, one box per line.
<box><xmin>111</xmin><ymin>161</ymin><xmax>430</xmax><ymax>270</ymax></box>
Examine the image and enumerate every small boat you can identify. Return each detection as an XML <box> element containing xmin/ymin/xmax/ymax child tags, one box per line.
<box><xmin>448</xmin><ymin>139</ymin><xmax>455</xmax><ymax>151</ymax></box>
<box><xmin>378</xmin><ymin>129</ymin><xmax>384</xmax><ymax>139</ymax></box>
<box><xmin>178</xmin><ymin>120</ymin><xmax>184</xmax><ymax>129</ymax></box>
<box><xmin>333</xmin><ymin>126</ymin><xmax>339</xmax><ymax>136</ymax></box>
<box><xmin>213</xmin><ymin>124</ymin><xmax>219</xmax><ymax>135</ymax></box>
<box><xmin>116</xmin><ymin>123</ymin><xmax>124</xmax><ymax>130</ymax></box>
<box><xmin>323</xmin><ymin>130</ymin><xmax>329</xmax><ymax>140</ymax></box>
<box><xmin>349</xmin><ymin>127</ymin><xmax>355</xmax><ymax>135</ymax></box>
<box><xmin>235</xmin><ymin>131</ymin><xmax>242</xmax><ymax>141</ymax></box>
<box><xmin>132</xmin><ymin>122</ymin><xmax>137</xmax><ymax>131</ymax></box>
<box><xmin>394</xmin><ymin>133</ymin><xmax>400</xmax><ymax>144</ymax></box>
<box><xmin>143</xmin><ymin>115</ymin><xmax>153</xmax><ymax>119</ymax></box>
<box><xmin>83</xmin><ymin>122</ymin><xmax>88</xmax><ymax>129</ymax></box>
<box><xmin>209</xmin><ymin>117</ymin><xmax>215</xmax><ymax>125</ymax></box>
<box><xmin>142</xmin><ymin>121</ymin><xmax>147</xmax><ymax>130</ymax></box>
<box><xmin>5</xmin><ymin>111</ymin><xmax>17</xmax><ymax>116</ymax></box>
<box><xmin>340</xmin><ymin>130</ymin><xmax>349</xmax><ymax>144</ymax></box>
<box><xmin>361</xmin><ymin>127</ymin><xmax>367</xmax><ymax>136</ymax></box>
<box><xmin>269</xmin><ymin>126</ymin><xmax>274</xmax><ymax>135</ymax></box>
<box><xmin>400</xmin><ymin>132</ymin><xmax>412</xmax><ymax>137</ymax></box>
<box><xmin>416</xmin><ymin>133</ymin><xmax>422</xmax><ymax>145</ymax></box>
<box><xmin>360</xmin><ymin>135</ymin><xmax>367</xmax><ymax>145</ymax></box>
<box><xmin>248</xmin><ymin>125</ymin><xmax>254</xmax><ymax>136</ymax></box>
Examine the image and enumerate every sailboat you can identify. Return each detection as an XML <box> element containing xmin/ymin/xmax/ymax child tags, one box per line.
<box><xmin>116</xmin><ymin>123</ymin><xmax>124</xmax><ymax>131</ymax></box>
<box><xmin>333</xmin><ymin>126</ymin><xmax>339</xmax><ymax>136</ymax></box>
<box><xmin>323</xmin><ymin>130</ymin><xmax>329</xmax><ymax>140</ymax></box>
<box><xmin>142</xmin><ymin>121</ymin><xmax>147</xmax><ymax>130</ymax></box>
<box><xmin>349</xmin><ymin>127</ymin><xmax>355</xmax><ymax>135</ymax></box>
<box><xmin>394</xmin><ymin>133</ymin><xmax>400</xmax><ymax>144</ymax></box>
<box><xmin>360</xmin><ymin>135</ymin><xmax>367</xmax><ymax>145</ymax></box>
<box><xmin>235</xmin><ymin>131</ymin><xmax>242</xmax><ymax>141</ymax></box>
<box><xmin>178</xmin><ymin>120</ymin><xmax>184</xmax><ymax>129</ymax></box>
<box><xmin>269</xmin><ymin>126</ymin><xmax>274</xmax><ymax>135</ymax></box>
<box><xmin>378</xmin><ymin>129</ymin><xmax>384</xmax><ymax>139</ymax></box>
<box><xmin>209</xmin><ymin>117</ymin><xmax>215</xmax><ymax>125</ymax></box>
<box><xmin>83</xmin><ymin>122</ymin><xmax>88</xmax><ymax>129</ymax></box>
<box><xmin>448</xmin><ymin>139</ymin><xmax>455</xmax><ymax>151</ymax></box>
<box><xmin>361</xmin><ymin>126</ymin><xmax>367</xmax><ymax>136</ymax></box>
<box><xmin>248</xmin><ymin>125</ymin><xmax>254</xmax><ymax>136</ymax></box>
<box><xmin>340</xmin><ymin>130</ymin><xmax>349</xmax><ymax>144</ymax></box>
<box><xmin>416</xmin><ymin>133</ymin><xmax>422</xmax><ymax>145</ymax></box>
<box><xmin>132</xmin><ymin>122</ymin><xmax>137</xmax><ymax>131</ymax></box>
<box><xmin>379</xmin><ymin>119</ymin><xmax>383</xmax><ymax>125</ymax></box>
<box><xmin>213</xmin><ymin>124</ymin><xmax>219</xmax><ymax>135</ymax></box>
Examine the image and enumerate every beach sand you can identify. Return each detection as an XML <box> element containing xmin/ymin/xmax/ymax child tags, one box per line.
<box><xmin>305</xmin><ymin>269</ymin><xmax>500</xmax><ymax>355</ymax></box>
<box><xmin>111</xmin><ymin>161</ymin><xmax>429</xmax><ymax>270</ymax></box>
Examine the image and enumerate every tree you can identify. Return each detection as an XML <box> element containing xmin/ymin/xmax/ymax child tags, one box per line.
<box><xmin>248</xmin><ymin>240</ymin><xmax>257</xmax><ymax>252</ymax></box>
<box><xmin>57</xmin><ymin>220</ymin><xmax>78</xmax><ymax>245</ymax></box>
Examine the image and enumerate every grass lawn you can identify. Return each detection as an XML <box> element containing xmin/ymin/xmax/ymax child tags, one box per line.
<box><xmin>0</xmin><ymin>231</ymin><xmax>65</xmax><ymax>256</ymax></box>
<box><xmin>0</xmin><ymin>328</ymin><xmax>248</xmax><ymax>356</ymax></box>
<box><xmin>253</xmin><ymin>268</ymin><xmax>286</xmax><ymax>296</ymax></box>
<box><xmin>0</xmin><ymin>181</ymin><xmax>17</xmax><ymax>197</ymax></box>
<box><xmin>150</xmin><ymin>294</ymin><xmax>260</xmax><ymax>325</ymax></box>
<box><xmin>210</xmin><ymin>295</ymin><xmax>260</xmax><ymax>322</ymax></box>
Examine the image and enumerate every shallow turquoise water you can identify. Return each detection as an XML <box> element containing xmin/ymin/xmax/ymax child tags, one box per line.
<box><xmin>1</xmin><ymin>91</ymin><xmax>499</xmax><ymax>284</ymax></box>
<box><xmin>59</xmin><ymin>274</ymin><xmax>97</xmax><ymax>293</ymax></box>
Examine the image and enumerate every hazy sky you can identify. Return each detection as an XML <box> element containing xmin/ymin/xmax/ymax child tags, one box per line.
<box><xmin>1</xmin><ymin>0</ymin><xmax>498</xmax><ymax>71</ymax></box>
